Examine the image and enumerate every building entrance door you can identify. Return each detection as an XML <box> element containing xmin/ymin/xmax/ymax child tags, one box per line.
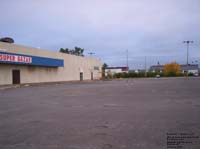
<box><xmin>91</xmin><ymin>72</ymin><xmax>93</xmax><ymax>80</ymax></box>
<box><xmin>12</xmin><ymin>70</ymin><xmax>20</xmax><ymax>84</ymax></box>
<box><xmin>80</xmin><ymin>72</ymin><xmax>83</xmax><ymax>81</ymax></box>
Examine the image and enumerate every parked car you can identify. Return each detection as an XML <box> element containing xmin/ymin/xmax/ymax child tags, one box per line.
<box><xmin>156</xmin><ymin>74</ymin><xmax>160</xmax><ymax>78</ymax></box>
<box><xmin>194</xmin><ymin>73</ymin><xmax>199</xmax><ymax>77</ymax></box>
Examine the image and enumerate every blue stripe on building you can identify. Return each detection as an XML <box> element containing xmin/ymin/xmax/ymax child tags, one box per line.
<box><xmin>0</xmin><ymin>52</ymin><xmax>64</xmax><ymax>67</ymax></box>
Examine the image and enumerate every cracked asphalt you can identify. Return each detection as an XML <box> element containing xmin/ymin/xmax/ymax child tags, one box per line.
<box><xmin>0</xmin><ymin>78</ymin><xmax>200</xmax><ymax>149</ymax></box>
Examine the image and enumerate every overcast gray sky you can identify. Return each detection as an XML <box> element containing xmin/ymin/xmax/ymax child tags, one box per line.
<box><xmin>0</xmin><ymin>0</ymin><xmax>200</xmax><ymax>69</ymax></box>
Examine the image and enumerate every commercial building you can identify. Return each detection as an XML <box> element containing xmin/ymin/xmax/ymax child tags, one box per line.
<box><xmin>0</xmin><ymin>42</ymin><xmax>102</xmax><ymax>85</ymax></box>
<box><xmin>149</xmin><ymin>65</ymin><xmax>164</xmax><ymax>73</ymax></box>
<box><xmin>180</xmin><ymin>64</ymin><xmax>199</xmax><ymax>74</ymax></box>
<box><xmin>149</xmin><ymin>64</ymin><xmax>199</xmax><ymax>75</ymax></box>
<box><xmin>129</xmin><ymin>69</ymin><xmax>146</xmax><ymax>73</ymax></box>
<box><xmin>105</xmin><ymin>67</ymin><xmax>129</xmax><ymax>76</ymax></box>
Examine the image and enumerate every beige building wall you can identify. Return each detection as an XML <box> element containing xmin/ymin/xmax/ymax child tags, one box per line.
<box><xmin>0</xmin><ymin>42</ymin><xmax>102</xmax><ymax>85</ymax></box>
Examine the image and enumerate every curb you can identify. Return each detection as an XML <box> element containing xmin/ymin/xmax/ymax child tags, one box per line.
<box><xmin>0</xmin><ymin>85</ymin><xmax>21</xmax><ymax>90</ymax></box>
<box><xmin>0</xmin><ymin>80</ymin><xmax>101</xmax><ymax>90</ymax></box>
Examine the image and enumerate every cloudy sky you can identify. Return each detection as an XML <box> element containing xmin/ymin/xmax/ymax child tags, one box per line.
<box><xmin>0</xmin><ymin>0</ymin><xmax>200</xmax><ymax>69</ymax></box>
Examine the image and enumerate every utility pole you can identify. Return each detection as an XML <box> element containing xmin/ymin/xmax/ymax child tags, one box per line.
<box><xmin>126</xmin><ymin>50</ymin><xmax>129</xmax><ymax>69</ymax></box>
<box><xmin>183</xmin><ymin>41</ymin><xmax>194</xmax><ymax>65</ymax></box>
<box><xmin>145</xmin><ymin>56</ymin><xmax>147</xmax><ymax>77</ymax></box>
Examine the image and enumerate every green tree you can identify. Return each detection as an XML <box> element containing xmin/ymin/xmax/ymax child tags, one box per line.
<box><xmin>102</xmin><ymin>63</ymin><xmax>108</xmax><ymax>78</ymax></box>
<box><xmin>102</xmin><ymin>63</ymin><xmax>108</xmax><ymax>69</ymax></box>
<box><xmin>74</xmin><ymin>47</ymin><xmax>84</xmax><ymax>56</ymax></box>
<box><xmin>59</xmin><ymin>47</ymin><xmax>84</xmax><ymax>56</ymax></box>
<box><xmin>59</xmin><ymin>48</ymin><xmax>69</xmax><ymax>54</ymax></box>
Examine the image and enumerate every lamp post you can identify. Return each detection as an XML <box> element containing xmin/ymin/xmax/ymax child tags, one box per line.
<box><xmin>183</xmin><ymin>41</ymin><xmax>194</xmax><ymax>65</ymax></box>
<box><xmin>88</xmin><ymin>52</ymin><xmax>95</xmax><ymax>57</ymax></box>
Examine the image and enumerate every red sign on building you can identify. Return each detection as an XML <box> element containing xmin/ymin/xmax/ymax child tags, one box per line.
<box><xmin>0</xmin><ymin>53</ymin><xmax>32</xmax><ymax>63</ymax></box>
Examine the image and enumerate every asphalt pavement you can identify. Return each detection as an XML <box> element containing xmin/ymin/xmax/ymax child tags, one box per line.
<box><xmin>0</xmin><ymin>78</ymin><xmax>200</xmax><ymax>149</ymax></box>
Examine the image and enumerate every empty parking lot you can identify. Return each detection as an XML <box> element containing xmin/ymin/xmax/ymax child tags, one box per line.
<box><xmin>0</xmin><ymin>78</ymin><xmax>200</xmax><ymax>149</ymax></box>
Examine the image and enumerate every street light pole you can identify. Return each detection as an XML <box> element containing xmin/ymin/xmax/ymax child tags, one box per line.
<box><xmin>88</xmin><ymin>52</ymin><xmax>95</xmax><ymax>57</ymax></box>
<box><xmin>183</xmin><ymin>41</ymin><xmax>194</xmax><ymax>65</ymax></box>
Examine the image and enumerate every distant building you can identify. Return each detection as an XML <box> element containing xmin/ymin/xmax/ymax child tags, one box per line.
<box><xmin>181</xmin><ymin>64</ymin><xmax>199</xmax><ymax>74</ymax></box>
<box><xmin>105</xmin><ymin>67</ymin><xmax>129</xmax><ymax>76</ymax></box>
<box><xmin>129</xmin><ymin>69</ymin><xmax>146</xmax><ymax>73</ymax></box>
<box><xmin>149</xmin><ymin>65</ymin><xmax>163</xmax><ymax>73</ymax></box>
<box><xmin>149</xmin><ymin>64</ymin><xmax>199</xmax><ymax>75</ymax></box>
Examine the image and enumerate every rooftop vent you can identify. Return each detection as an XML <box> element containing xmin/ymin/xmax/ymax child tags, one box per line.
<box><xmin>0</xmin><ymin>37</ymin><xmax>14</xmax><ymax>43</ymax></box>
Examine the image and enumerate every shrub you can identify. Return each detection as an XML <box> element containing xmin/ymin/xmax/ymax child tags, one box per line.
<box><xmin>188</xmin><ymin>73</ymin><xmax>194</xmax><ymax>76</ymax></box>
